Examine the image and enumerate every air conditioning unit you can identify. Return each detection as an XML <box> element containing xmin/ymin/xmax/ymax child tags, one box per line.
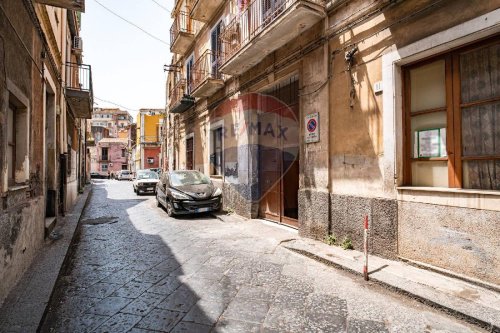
<box><xmin>73</xmin><ymin>36</ymin><xmax>83</xmax><ymax>50</ymax></box>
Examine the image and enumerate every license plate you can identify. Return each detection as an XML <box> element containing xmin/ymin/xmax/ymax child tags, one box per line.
<box><xmin>147</xmin><ymin>187</ymin><xmax>154</xmax><ymax>191</ymax></box>
<box><xmin>195</xmin><ymin>207</ymin><xmax>210</xmax><ymax>213</ymax></box>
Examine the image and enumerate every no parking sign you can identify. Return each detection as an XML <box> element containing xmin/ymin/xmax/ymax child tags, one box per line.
<box><xmin>305</xmin><ymin>113</ymin><xmax>319</xmax><ymax>143</ymax></box>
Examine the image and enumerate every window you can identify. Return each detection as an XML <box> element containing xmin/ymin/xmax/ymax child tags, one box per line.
<box><xmin>102</xmin><ymin>147</ymin><xmax>109</xmax><ymax>161</ymax></box>
<box><xmin>101</xmin><ymin>164</ymin><xmax>108</xmax><ymax>171</ymax></box>
<box><xmin>212</xmin><ymin>128</ymin><xmax>223</xmax><ymax>175</ymax></box>
<box><xmin>121</xmin><ymin>164</ymin><xmax>128</xmax><ymax>170</ymax></box>
<box><xmin>6</xmin><ymin>96</ymin><xmax>29</xmax><ymax>187</ymax></box>
<box><xmin>121</xmin><ymin>149</ymin><xmax>126</xmax><ymax>158</ymax></box>
<box><xmin>403</xmin><ymin>38</ymin><xmax>500</xmax><ymax>190</ymax></box>
<box><xmin>211</xmin><ymin>21</ymin><xmax>222</xmax><ymax>79</ymax></box>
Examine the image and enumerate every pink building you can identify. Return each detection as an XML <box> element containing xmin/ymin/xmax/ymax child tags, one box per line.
<box><xmin>96</xmin><ymin>138</ymin><xmax>129</xmax><ymax>177</ymax></box>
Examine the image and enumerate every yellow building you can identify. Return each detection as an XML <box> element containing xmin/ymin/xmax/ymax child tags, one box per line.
<box><xmin>135</xmin><ymin>109</ymin><xmax>163</xmax><ymax>170</ymax></box>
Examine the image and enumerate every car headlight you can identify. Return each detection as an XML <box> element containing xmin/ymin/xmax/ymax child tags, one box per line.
<box><xmin>170</xmin><ymin>189</ymin><xmax>191</xmax><ymax>200</ymax></box>
<box><xmin>212</xmin><ymin>187</ymin><xmax>222</xmax><ymax>197</ymax></box>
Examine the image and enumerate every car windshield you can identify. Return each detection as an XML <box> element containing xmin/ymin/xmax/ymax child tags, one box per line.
<box><xmin>122</xmin><ymin>171</ymin><xmax>130</xmax><ymax>175</ymax></box>
<box><xmin>170</xmin><ymin>171</ymin><xmax>211</xmax><ymax>186</ymax></box>
<box><xmin>137</xmin><ymin>172</ymin><xmax>158</xmax><ymax>180</ymax></box>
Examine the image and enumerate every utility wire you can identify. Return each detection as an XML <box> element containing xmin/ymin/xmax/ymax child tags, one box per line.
<box><xmin>150</xmin><ymin>0</ymin><xmax>171</xmax><ymax>13</ymax></box>
<box><xmin>94</xmin><ymin>96</ymin><xmax>139</xmax><ymax>113</ymax></box>
<box><xmin>92</xmin><ymin>0</ymin><xmax>170</xmax><ymax>46</ymax></box>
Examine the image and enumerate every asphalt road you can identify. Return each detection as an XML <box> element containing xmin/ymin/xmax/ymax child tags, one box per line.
<box><xmin>39</xmin><ymin>179</ymin><xmax>484</xmax><ymax>333</ymax></box>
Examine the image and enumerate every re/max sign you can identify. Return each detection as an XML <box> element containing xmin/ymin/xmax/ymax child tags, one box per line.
<box><xmin>216</xmin><ymin>122</ymin><xmax>290</xmax><ymax>141</ymax></box>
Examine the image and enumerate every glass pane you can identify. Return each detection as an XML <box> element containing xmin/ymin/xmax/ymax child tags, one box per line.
<box><xmin>411</xmin><ymin>111</ymin><xmax>447</xmax><ymax>158</ymax></box>
<box><xmin>463</xmin><ymin>160</ymin><xmax>500</xmax><ymax>190</ymax></box>
<box><xmin>411</xmin><ymin>161</ymin><xmax>448</xmax><ymax>187</ymax></box>
<box><xmin>462</xmin><ymin>101</ymin><xmax>500</xmax><ymax>157</ymax></box>
<box><xmin>410</xmin><ymin>60</ymin><xmax>446</xmax><ymax>112</ymax></box>
<box><xmin>460</xmin><ymin>43</ymin><xmax>499</xmax><ymax>104</ymax></box>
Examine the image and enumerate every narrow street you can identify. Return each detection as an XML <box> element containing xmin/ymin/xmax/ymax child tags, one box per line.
<box><xmin>40</xmin><ymin>180</ymin><xmax>483</xmax><ymax>333</ymax></box>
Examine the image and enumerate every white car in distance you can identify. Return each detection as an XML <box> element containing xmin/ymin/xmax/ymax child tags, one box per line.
<box><xmin>133</xmin><ymin>170</ymin><xmax>159</xmax><ymax>195</ymax></box>
<box><xmin>117</xmin><ymin>170</ymin><xmax>133</xmax><ymax>181</ymax></box>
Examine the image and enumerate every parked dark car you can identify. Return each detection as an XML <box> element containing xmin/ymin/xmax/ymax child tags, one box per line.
<box><xmin>156</xmin><ymin>170</ymin><xmax>222</xmax><ymax>217</ymax></box>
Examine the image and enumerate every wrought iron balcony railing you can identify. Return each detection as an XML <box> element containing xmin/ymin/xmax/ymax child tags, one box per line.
<box><xmin>192</xmin><ymin>49</ymin><xmax>223</xmax><ymax>92</ymax></box>
<box><xmin>65</xmin><ymin>62</ymin><xmax>94</xmax><ymax>118</ymax></box>
<box><xmin>170</xmin><ymin>11</ymin><xmax>194</xmax><ymax>54</ymax></box>
<box><xmin>66</xmin><ymin>62</ymin><xmax>92</xmax><ymax>92</ymax></box>
<box><xmin>168</xmin><ymin>79</ymin><xmax>195</xmax><ymax>113</ymax></box>
<box><xmin>169</xmin><ymin>79</ymin><xmax>187</xmax><ymax>108</ymax></box>
<box><xmin>220</xmin><ymin>0</ymin><xmax>324</xmax><ymax>74</ymax></box>
<box><xmin>140</xmin><ymin>136</ymin><xmax>161</xmax><ymax>144</ymax></box>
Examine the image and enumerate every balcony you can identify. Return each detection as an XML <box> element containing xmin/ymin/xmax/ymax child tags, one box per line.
<box><xmin>168</xmin><ymin>79</ymin><xmax>195</xmax><ymax>114</ymax></box>
<box><xmin>65</xmin><ymin>63</ymin><xmax>93</xmax><ymax>119</ymax></box>
<box><xmin>33</xmin><ymin>0</ymin><xmax>85</xmax><ymax>11</ymax></box>
<box><xmin>190</xmin><ymin>0</ymin><xmax>225</xmax><ymax>22</ymax></box>
<box><xmin>140</xmin><ymin>136</ymin><xmax>161</xmax><ymax>145</ymax></box>
<box><xmin>220</xmin><ymin>0</ymin><xmax>324</xmax><ymax>75</ymax></box>
<box><xmin>191</xmin><ymin>50</ymin><xmax>224</xmax><ymax>98</ymax></box>
<box><xmin>170</xmin><ymin>11</ymin><xmax>195</xmax><ymax>55</ymax></box>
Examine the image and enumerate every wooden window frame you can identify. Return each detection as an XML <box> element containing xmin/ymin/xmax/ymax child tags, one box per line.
<box><xmin>403</xmin><ymin>36</ymin><xmax>500</xmax><ymax>189</ymax></box>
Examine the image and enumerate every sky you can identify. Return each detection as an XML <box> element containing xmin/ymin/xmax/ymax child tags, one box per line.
<box><xmin>80</xmin><ymin>0</ymin><xmax>175</xmax><ymax>120</ymax></box>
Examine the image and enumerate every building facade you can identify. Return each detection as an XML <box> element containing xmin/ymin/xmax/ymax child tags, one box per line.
<box><xmin>88</xmin><ymin>108</ymin><xmax>133</xmax><ymax>174</ymax></box>
<box><xmin>95</xmin><ymin>138</ymin><xmax>129</xmax><ymax>177</ymax></box>
<box><xmin>0</xmin><ymin>0</ymin><xmax>93</xmax><ymax>305</ymax></box>
<box><xmin>90</xmin><ymin>108</ymin><xmax>133</xmax><ymax>140</ymax></box>
<box><xmin>165</xmin><ymin>0</ymin><xmax>500</xmax><ymax>285</ymax></box>
<box><xmin>136</xmin><ymin>109</ymin><xmax>163</xmax><ymax>170</ymax></box>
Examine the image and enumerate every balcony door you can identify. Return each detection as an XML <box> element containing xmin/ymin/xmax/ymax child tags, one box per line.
<box><xmin>186</xmin><ymin>55</ymin><xmax>194</xmax><ymax>94</ymax></box>
<box><xmin>211</xmin><ymin>21</ymin><xmax>222</xmax><ymax>79</ymax></box>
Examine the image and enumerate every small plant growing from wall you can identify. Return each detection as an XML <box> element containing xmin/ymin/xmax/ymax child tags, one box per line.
<box><xmin>341</xmin><ymin>236</ymin><xmax>354</xmax><ymax>250</ymax></box>
<box><xmin>324</xmin><ymin>234</ymin><xmax>336</xmax><ymax>246</ymax></box>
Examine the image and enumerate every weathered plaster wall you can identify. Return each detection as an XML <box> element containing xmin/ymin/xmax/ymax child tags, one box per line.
<box><xmin>399</xmin><ymin>201</ymin><xmax>500</xmax><ymax>285</ymax></box>
<box><xmin>0</xmin><ymin>1</ymin><xmax>46</xmax><ymax>306</ymax></box>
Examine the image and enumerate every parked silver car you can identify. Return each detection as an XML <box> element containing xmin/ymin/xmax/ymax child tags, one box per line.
<box><xmin>116</xmin><ymin>170</ymin><xmax>133</xmax><ymax>181</ymax></box>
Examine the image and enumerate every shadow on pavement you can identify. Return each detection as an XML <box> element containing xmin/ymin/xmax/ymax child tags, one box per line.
<box><xmin>39</xmin><ymin>180</ymin><xmax>225</xmax><ymax>333</ymax></box>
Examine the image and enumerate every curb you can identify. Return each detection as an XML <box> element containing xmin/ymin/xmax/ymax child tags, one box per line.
<box><xmin>283</xmin><ymin>245</ymin><xmax>499</xmax><ymax>333</ymax></box>
<box><xmin>36</xmin><ymin>185</ymin><xmax>93</xmax><ymax>331</ymax></box>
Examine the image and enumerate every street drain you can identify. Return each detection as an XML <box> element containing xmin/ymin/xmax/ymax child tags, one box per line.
<box><xmin>81</xmin><ymin>216</ymin><xmax>119</xmax><ymax>225</ymax></box>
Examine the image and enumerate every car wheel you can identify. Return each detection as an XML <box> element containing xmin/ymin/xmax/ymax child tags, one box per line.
<box><xmin>166</xmin><ymin>201</ymin><xmax>175</xmax><ymax>217</ymax></box>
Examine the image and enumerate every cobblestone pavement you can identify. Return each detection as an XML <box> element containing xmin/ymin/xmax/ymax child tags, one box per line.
<box><xmin>39</xmin><ymin>180</ymin><xmax>484</xmax><ymax>333</ymax></box>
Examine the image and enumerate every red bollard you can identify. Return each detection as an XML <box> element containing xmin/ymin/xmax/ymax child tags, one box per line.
<box><xmin>363</xmin><ymin>215</ymin><xmax>369</xmax><ymax>281</ymax></box>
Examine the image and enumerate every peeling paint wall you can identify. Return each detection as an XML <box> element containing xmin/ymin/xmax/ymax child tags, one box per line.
<box><xmin>0</xmin><ymin>1</ymin><xmax>46</xmax><ymax>306</ymax></box>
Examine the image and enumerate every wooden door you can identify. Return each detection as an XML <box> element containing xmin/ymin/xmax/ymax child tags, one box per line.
<box><xmin>258</xmin><ymin>78</ymin><xmax>299</xmax><ymax>228</ymax></box>
<box><xmin>186</xmin><ymin>137</ymin><xmax>194</xmax><ymax>170</ymax></box>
